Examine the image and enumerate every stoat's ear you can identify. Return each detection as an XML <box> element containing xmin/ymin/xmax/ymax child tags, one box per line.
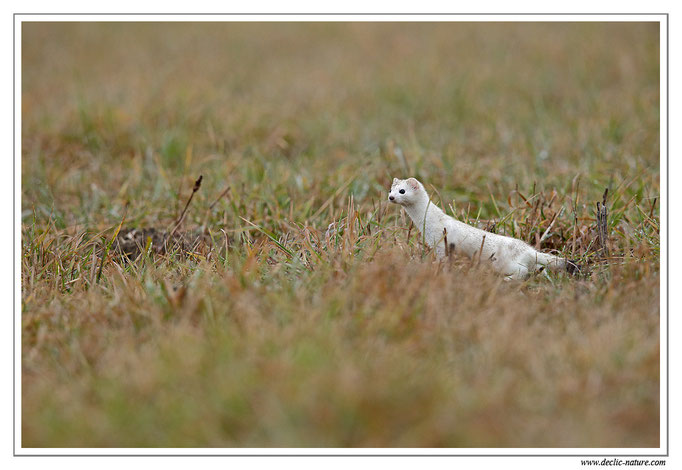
<box><xmin>392</xmin><ymin>177</ymin><xmax>399</xmax><ymax>186</ymax></box>
<box><xmin>406</xmin><ymin>178</ymin><xmax>420</xmax><ymax>190</ymax></box>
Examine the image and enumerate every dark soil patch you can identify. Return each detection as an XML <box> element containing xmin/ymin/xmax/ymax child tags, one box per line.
<box><xmin>113</xmin><ymin>227</ymin><xmax>214</xmax><ymax>261</ymax></box>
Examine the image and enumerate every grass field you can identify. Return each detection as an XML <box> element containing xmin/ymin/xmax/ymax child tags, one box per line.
<box><xmin>21</xmin><ymin>22</ymin><xmax>661</xmax><ymax>448</ymax></box>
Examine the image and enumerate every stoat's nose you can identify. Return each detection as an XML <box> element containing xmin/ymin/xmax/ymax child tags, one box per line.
<box><xmin>389</xmin><ymin>195</ymin><xmax>395</xmax><ymax>201</ymax></box>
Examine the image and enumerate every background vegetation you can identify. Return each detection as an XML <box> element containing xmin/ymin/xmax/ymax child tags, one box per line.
<box><xmin>21</xmin><ymin>22</ymin><xmax>660</xmax><ymax>447</ymax></box>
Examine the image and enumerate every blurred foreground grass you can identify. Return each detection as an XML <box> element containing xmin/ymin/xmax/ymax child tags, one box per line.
<box><xmin>21</xmin><ymin>22</ymin><xmax>660</xmax><ymax>447</ymax></box>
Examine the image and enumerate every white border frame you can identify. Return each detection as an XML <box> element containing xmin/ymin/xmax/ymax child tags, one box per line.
<box><xmin>13</xmin><ymin>13</ymin><xmax>669</xmax><ymax>458</ymax></box>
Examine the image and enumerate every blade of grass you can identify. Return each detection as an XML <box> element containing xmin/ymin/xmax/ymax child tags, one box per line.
<box><xmin>239</xmin><ymin>216</ymin><xmax>294</xmax><ymax>260</ymax></box>
<box><xmin>96</xmin><ymin>209</ymin><xmax>127</xmax><ymax>284</ymax></box>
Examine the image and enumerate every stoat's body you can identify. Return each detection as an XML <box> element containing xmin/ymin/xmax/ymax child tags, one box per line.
<box><xmin>388</xmin><ymin>177</ymin><xmax>578</xmax><ymax>280</ymax></box>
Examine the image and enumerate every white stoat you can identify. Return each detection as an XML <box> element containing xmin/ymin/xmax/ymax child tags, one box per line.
<box><xmin>388</xmin><ymin>177</ymin><xmax>579</xmax><ymax>280</ymax></box>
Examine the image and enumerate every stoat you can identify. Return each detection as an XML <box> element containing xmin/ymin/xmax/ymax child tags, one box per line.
<box><xmin>388</xmin><ymin>177</ymin><xmax>579</xmax><ymax>280</ymax></box>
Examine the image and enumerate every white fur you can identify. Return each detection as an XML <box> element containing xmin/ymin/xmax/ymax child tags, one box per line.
<box><xmin>388</xmin><ymin>177</ymin><xmax>568</xmax><ymax>280</ymax></box>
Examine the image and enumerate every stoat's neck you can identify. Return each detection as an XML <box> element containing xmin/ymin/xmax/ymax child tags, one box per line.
<box><xmin>403</xmin><ymin>190</ymin><xmax>445</xmax><ymax>234</ymax></box>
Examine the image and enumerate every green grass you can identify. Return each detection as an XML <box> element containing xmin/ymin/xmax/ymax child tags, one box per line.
<box><xmin>21</xmin><ymin>22</ymin><xmax>660</xmax><ymax>448</ymax></box>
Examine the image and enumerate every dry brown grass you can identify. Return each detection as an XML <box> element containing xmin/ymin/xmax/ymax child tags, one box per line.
<box><xmin>21</xmin><ymin>22</ymin><xmax>660</xmax><ymax>448</ymax></box>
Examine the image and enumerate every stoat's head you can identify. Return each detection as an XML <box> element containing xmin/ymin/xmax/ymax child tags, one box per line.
<box><xmin>388</xmin><ymin>177</ymin><xmax>424</xmax><ymax>206</ymax></box>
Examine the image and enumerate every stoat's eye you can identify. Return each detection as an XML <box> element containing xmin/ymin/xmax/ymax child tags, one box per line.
<box><xmin>399</xmin><ymin>189</ymin><xmax>405</xmax><ymax>194</ymax></box>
